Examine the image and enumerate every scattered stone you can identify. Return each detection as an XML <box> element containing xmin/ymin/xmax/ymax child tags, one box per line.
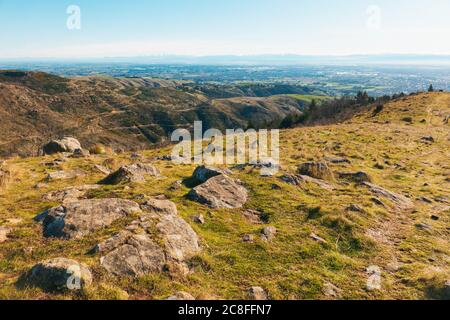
<box><xmin>374</xmin><ymin>163</ymin><xmax>385</xmax><ymax>170</ymax></box>
<box><xmin>430</xmin><ymin>215</ymin><xmax>439</xmax><ymax>221</ymax></box>
<box><xmin>43</xmin><ymin>137</ymin><xmax>82</xmax><ymax>155</ymax></box>
<box><xmin>324</xmin><ymin>157</ymin><xmax>351</xmax><ymax>164</ymax></box>
<box><xmin>243</xmin><ymin>209</ymin><xmax>265</xmax><ymax>224</ymax></box>
<box><xmin>280</xmin><ymin>174</ymin><xmax>334</xmax><ymax>191</ymax></box>
<box><xmin>298</xmin><ymin>162</ymin><xmax>335</xmax><ymax>181</ymax></box>
<box><xmin>46</xmin><ymin>169</ymin><xmax>85</xmax><ymax>182</ymax></box>
<box><xmin>70</xmin><ymin>148</ymin><xmax>90</xmax><ymax>158</ymax></box>
<box><xmin>248</xmin><ymin>287</ymin><xmax>268</xmax><ymax>300</ymax></box>
<box><xmin>323</xmin><ymin>282</ymin><xmax>342</xmax><ymax>298</ymax></box>
<box><xmin>95</xmin><ymin>198</ymin><xmax>200</xmax><ymax>277</ymax></box>
<box><xmin>371</xmin><ymin>197</ymin><xmax>385</xmax><ymax>207</ymax></box>
<box><xmin>338</xmin><ymin>171</ymin><xmax>372</xmax><ymax>183</ymax></box>
<box><xmin>35</xmin><ymin>198</ymin><xmax>142</xmax><ymax>239</ymax></box>
<box><xmin>386</xmin><ymin>262</ymin><xmax>400</xmax><ymax>273</ymax></box>
<box><xmin>0</xmin><ymin>227</ymin><xmax>12</xmax><ymax>243</ymax></box>
<box><xmin>43</xmin><ymin>185</ymin><xmax>100</xmax><ymax>204</ymax></box>
<box><xmin>192</xmin><ymin>165</ymin><xmax>232</xmax><ymax>183</ymax></box>
<box><xmin>169</xmin><ymin>180</ymin><xmax>183</xmax><ymax>191</ymax></box>
<box><xmin>193</xmin><ymin>215</ymin><xmax>205</xmax><ymax>224</ymax></box>
<box><xmin>24</xmin><ymin>258</ymin><xmax>92</xmax><ymax>292</ymax></box>
<box><xmin>242</xmin><ymin>234</ymin><xmax>255</xmax><ymax>242</ymax></box>
<box><xmin>166</xmin><ymin>291</ymin><xmax>195</xmax><ymax>300</ymax></box>
<box><xmin>363</xmin><ymin>182</ymin><xmax>415</xmax><ymax>211</ymax></box>
<box><xmin>310</xmin><ymin>233</ymin><xmax>327</xmax><ymax>244</ymax></box>
<box><xmin>346</xmin><ymin>204</ymin><xmax>364</xmax><ymax>213</ymax></box>
<box><xmin>93</xmin><ymin>164</ymin><xmax>112</xmax><ymax>175</ymax></box>
<box><xmin>100</xmin><ymin>163</ymin><xmax>160</xmax><ymax>184</ymax></box>
<box><xmin>261</xmin><ymin>226</ymin><xmax>277</xmax><ymax>241</ymax></box>
<box><xmin>415</xmin><ymin>223</ymin><xmax>432</xmax><ymax>231</ymax></box>
<box><xmin>188</xmin><ymin>175</ymin><xmax>248</xmax><ymax>209</ymax></box>
<box><xmin>421</xmin><ymin>136</ymin><xmax>435</xmax><ymax>143</ymax></box>
<box><xmin>417</xmin><ymin>196</ymin><xmax>433</xmax><ymax>204</ymax></box>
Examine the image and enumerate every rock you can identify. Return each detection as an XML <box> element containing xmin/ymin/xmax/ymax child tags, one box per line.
<box><xmin>324</xmin><ymin>157</ymin><xmax>351</xmax><ymax>164</ymax></box>
<box><xmin>280</xmin><ymin>174</ymin><xmax>334</xmax><ymax>191</ymax></box>
<box><xmin>169</xmin><ymin>180</ymin><xmax>183</xmax><ymax>191</ymax></box>
<box><xmin>167</xmin><ymin>291</ymin><xmax>195</xmax><ymax>300</ymax></box>
<box><xmin>46</xmin><ymin>169</ymin><xmax>86</xmax><ymax>182</ymax></box>
<box><xmin>95</xmin><ymin>198</ymin><xmax>200</xmax><ymax>277</ymax></box>
<box><xmin>338</xmin><ymin>171</ymin><xmax>372</xmax><ymax>183</ymax></box>
<box><xmin>70</xmin><ymin>148</ymin><xmax>90</xmax><ymax>158</ymax></box>
<box><xmin>242</xmin><ymin>234</ymin><xmax>255</xmax><ymax>242</ymax></box>
<box><xmin>192</xmin><ymin>165</ymin><xmax>232</xmax><ymax>183</ymax></box>
<box><xmin>100</xmin><ymin>163</ymin><xmax>160</xmax><ymax>184</ymax></box>
<box><xmin>188</xmin><ymin>175</ymin><xmax>248</xmax><ymax>209</ymax></box>
<box><xmin>261</xmin><ymin>226</ymin><xmax>277</xmax><ymax>241</ymax></box>
<box><xmin>421</xmin><ymin>136</ymin><xmax>435</xmax><ymax>143</ymax></box>
<box><xmin>386</xmin><ymin>262</ymin><xmax>400</xmax><ymax>273</ymax></box>
<box><xmin>193</xmin><ymin>215</ymin><xmax>205</xmax><ymax>224</ymax></box>
<box><xmin>35</xmin><ymin>199</ymin><xmax>142</xmax><ymax>239</ymax></box>
<box><xmin>0</xmin><ymin>227</ymin><xmax>12</xmax><ymax>243</ymax></box>
<box><xmin>43</xmin><ymin>185</ymin><xmax>100</xmax><ymax>204</ymax></box>
<box><xmin>243</xmin><ymin>209</ymin><xmax>265</xmax><ymax>224</ymax></box>
<box><xmin>248</xmin><ymin>287</ymin><xmax>268</xmax><ymax>300</ymax></box>
<box><xmin>417</xmin><ymin>196</ymin><xmax>433</xmax><ymax>204</ymax></box>
<box><xmin>323</xmin><ymin>282</ymin><xmax>342</xmax><ymax>298</ymax></box>
<box><xmin>346</xmin><ymin>204</ymin><xmax>364</xmax><ymax>213</ymax></box>
<box><xmin>310</xmin><ymin>233</ymin><xmax>327</xmax><ymax>244</ymax></box>
<box><xmin>298</xmin><ymin>162</ymin><xmax>335</xmax><ymax>181</ymax></box>
<box><xmin>93</xmin><ymin>164</ymin><xmax>112</xmax><ymax>175</ymax></box>
<box><xmin>43</xmin><ymin>137</ymin><xmax>82</xmax><ymax>155</ymax></box>
<box><xmin>363</xmin><ymin>182</ymin><xmax>415</xmax><ymax>211</ymax></box>
<box><xmin>415</xmin><ymin>223</ymin><xmax>432</xmax><ymax>231</ymax></box>
<box><xmin>0</xmin><ymin>168</ymin><xmax>11</xmax><ymax>189</ymax></box>
<box><xmin>24</xmin><ymin>258</ymin><xmax>92</xmax><ymax>292</ymax></box>
<box><xmin>371</xmin><ymin>197</ymin><xmax>385</xmax><ymax>207</ymax></box>
<box><xmin>430</xmin><ymin>215</ymin><xmax>439</xmax><ymax>221</ymax></box>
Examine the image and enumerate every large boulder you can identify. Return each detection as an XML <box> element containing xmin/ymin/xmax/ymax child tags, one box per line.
<box><xmin>35</xmin><ymin>199</ymin><xmax>142</xmax><ymax>239</ymax></box>
<box><xmin>192</xmin><ymin>165</ymin><xmax>232</xmax><ymax>183</ymax></box>
<box><xmin>187</xmin><ymin>175</ymin><xmax>248</xmax><ymax>209</ymax></box>
<box><xmin>93</xmin><ymin>198</ymin><xmax>200</xmax><ymax>277</ymax></box>
<box><xmin>298</xmin><ymin>162</ymin><xmax>335</xmax><ymax>181</ymax></box>
<box><xmin>24</xmin><ymin>258</ymin><xmax>92</xmax><ymax>292</ymax></box>
<box><xmin>43</xmin><ymin>137</ymin><xmax>82</xmax><ymax>155</ymax></box>
<box><xmin>100</xmin><ymin>163</ymin><xmax>160</xmax><ymax>185</ymax></box>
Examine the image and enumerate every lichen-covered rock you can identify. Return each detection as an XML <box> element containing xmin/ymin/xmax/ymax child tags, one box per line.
<box><xmin>43</xmin><ymin>137</ymin><xmax>82</xmax><ymax>155</ymax></box>
<box><xmin>187</xmin><ymin>175</ymin><xmax>248</xmax><ymax>209</ymax></box>
<box><xmin>94</xmin><ymin>198</ymin><xmax>200</xmax><ymax>277</ymax></box>
<box><xmin>100</xmin><ymin>163</ymin><xmax>160</xmax><ymax>184</ymax></box>
<box><xmin>24</xmin><ymin>258</ymin><xmax>92</xmax><ymax>292</ymax></box>
<box><xmin>35</xmin><ymin>199</ymin><xmax>142</xmax><ymax>239</ymax></box>
<box><xmin>192</xmin><ymin>165</ymin><xmax>232</xmax><ymax>183</ymax></box>
<box><xmin>298</xmin><ymin>162</ymin><xmax>335</xmax><ymax>181</ymax></box>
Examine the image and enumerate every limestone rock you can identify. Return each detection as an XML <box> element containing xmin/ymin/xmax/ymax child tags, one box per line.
<box><xmin>35</xmin><ymin>199</ymin><xmax>142</xmax><ymax>239</ymax></box>
<box><xmin>24</xmin><ymin>258</ymin><xmax>92</xmax><ymax>292</ymax></box>
<box><xmin>43</xmin><ymin>137</ymin><xmax>82</xmax><ymax>155</ymax></box>
<box><xmin>100</xmin><ymin>163</ymin><xmax>160</xmax><ymax>184</ymax></box>
<box><xmin>188</xmin><ymin>175</ymin><xmax>248</xmax><ymax>209</ymax></box>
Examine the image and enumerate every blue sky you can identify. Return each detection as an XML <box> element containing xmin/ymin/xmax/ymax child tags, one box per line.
<box><xmin>0</xmin><ymin>0</ymin><xmax>449</xmax><ymax>58</ymax></box>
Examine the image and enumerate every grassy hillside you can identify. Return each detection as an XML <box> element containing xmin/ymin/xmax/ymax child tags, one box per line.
<box><xmin>0</xmin><ymin>92</ymin><xmax>448</xmax><ymax>300</ymax></box>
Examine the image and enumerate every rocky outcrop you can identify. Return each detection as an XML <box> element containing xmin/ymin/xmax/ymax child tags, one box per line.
<box><xmin>93</xmin><ymin>198</ymin><xmax>200</xmax><ymax>277</ymax></box>
<box><xmin>192</xmin><ymin>165</ymin><xmax>232</xmax><ymax>183</ymax></box>
<box><xmin>100</xmin><ymin>163</ymin><xmax>160</xmax><ymax>184</ymax></box>
<box><xmin>362</xmin><ymin>182</ymin><xmax>415</xmax><ymax>211</ymax></box>
<box><xmin>46</xmin><ymin>169</ymin><xmax>86</xmax><ymax>182</ymax></box>
<box><xmin>280</xmin><ymin>174</ymin><xmax>334</xmax><ymax>191</ymax></box>
<box><xmin>43</xmin><ymin>137</ymin><xmax>82</xmax><ymax>155</ymax></box>
<box><xmin>187</xmin><ymin>175</ymin><xmax>248</xmax><ymax>209</ymax></box>
<box><xmin>23</xmin><ymin>258</ymin><xmax>92</xmax><ymax>292</ymax></box>
<box><xmin>298</xmin><ymin>162</ymin><xmax>335</xmax><ymax>181</ymax></box>
<box><xmin>35</xmin><ymin>199</ymin><xmax>142</xmax><ymax>239</ymax></box>
<box><xmin>43</xmin><ymin>185</ymin><xmax>100</xmax><ymax>204</ymax></box>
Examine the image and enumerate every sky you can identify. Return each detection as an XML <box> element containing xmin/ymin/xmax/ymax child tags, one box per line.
<box><xmin>0</xmin><ymin>0</ymin><xmax>450</xmax><ymax>59</ymax></box>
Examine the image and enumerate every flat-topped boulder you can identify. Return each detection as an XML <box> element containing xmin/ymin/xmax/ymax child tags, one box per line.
<box><xmin>100</xmin><ymin>163</ymin><xmax>160</xmax><ymax>184</ymax></box>
<box><xmin>187</xmin><ymin>175</ymin><xmax>248</xmax><ymax>209</ymax></box>
<box><xmin>192</xmin><ymin>165</ymin><xmax>232</xmax><ymax>183</ymax></box>
<box><xmin>43</xmin><ymin>137</ymin><xmax>82</xmax><ymax>155</ymax></box>
<box><xmin>23</xmin><ymin>258</ymin><xmax>92</xmax><ymax>292</ymax></box>
<box><xmin>93</xmin><ymin>198</ymin><xmax>200</xmax><ymax>277</ymax></box>
<box><xmin>35</xmin><ymin>198</ymin><xmax>142</xmax><ymax>239</ymax></box>
<box><xmin>298</xmin><ymin>162</ymin><xmax>335</xmax><ymax>181</ymax></box>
